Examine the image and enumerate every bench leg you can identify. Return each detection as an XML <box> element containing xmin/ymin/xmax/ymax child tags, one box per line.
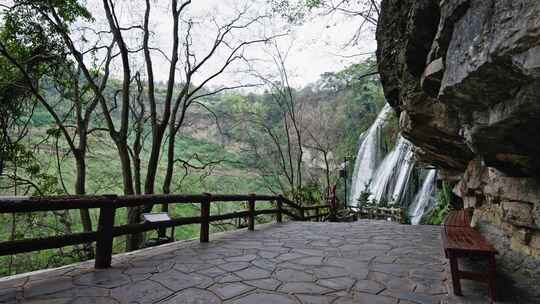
<box><xmin>449</xmin><ymin>253</ymin><xmax>462</xmax><ymax>296</ymax></box>
<box><xmin>487</xmin><ymin>254</ymin><xmax>497</xmax><ymax>301</ymax></box>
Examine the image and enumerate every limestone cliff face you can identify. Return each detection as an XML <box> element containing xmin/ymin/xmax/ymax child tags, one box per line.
<box><xmin>376</xmin><ymin>0</ymin><xmax>540</xmax><ymax>294</ymax></box>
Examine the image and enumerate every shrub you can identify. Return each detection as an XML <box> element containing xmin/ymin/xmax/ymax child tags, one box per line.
<box><xmin>422</xmin><ymin>181</ymin><xmax>451</xmax><ymax>225</ymax></box>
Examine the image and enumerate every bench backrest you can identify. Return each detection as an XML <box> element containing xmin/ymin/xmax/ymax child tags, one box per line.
<box><xmin>443</xmin><ymin>209</ymin><xmax>471</xmax><ymax>228</ymax></box>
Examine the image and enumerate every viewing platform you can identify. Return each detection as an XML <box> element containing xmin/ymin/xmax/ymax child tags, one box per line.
<box><xmin>0</xmin><ymin>220</ymin><xmax>515</xmax><ymax>304</ymax></box>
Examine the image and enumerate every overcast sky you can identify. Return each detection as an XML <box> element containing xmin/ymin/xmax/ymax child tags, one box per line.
<box><xmin>82</xmin><ymin>0</ymin><xmax>376</xmax><ymax>89</ymax></box>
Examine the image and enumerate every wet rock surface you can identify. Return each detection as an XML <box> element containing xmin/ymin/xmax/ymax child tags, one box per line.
<box><xmin>0</xmin><ymin>221</ymin><xmax>515</xmax><ymax>304</ymax></box>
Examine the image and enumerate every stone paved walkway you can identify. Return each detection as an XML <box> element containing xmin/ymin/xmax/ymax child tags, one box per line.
<box><xmin>0</xmin><ymin>221</ymin><xmax>517</xmax><ymax>303</ymax></box>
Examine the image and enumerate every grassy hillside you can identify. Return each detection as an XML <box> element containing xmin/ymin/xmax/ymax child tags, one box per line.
<box><xmin>0</xmin><ymin>105</ymin><xmax>276</xmax><ymax>276</ymax></box>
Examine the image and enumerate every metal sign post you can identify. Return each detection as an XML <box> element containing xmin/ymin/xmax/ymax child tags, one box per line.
<box><xmin>339</xmin><ymin>157</ymin><xmax>349</xmax><ymax>207</ymax></box>
<box><xmin>142</xmin><ymin>212</ymin><xmax>174</xmax><ymax>247</ymax></box>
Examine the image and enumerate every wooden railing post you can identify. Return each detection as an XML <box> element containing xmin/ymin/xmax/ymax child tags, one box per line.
<box><xmin>276</xmin><ymin>197</ymin><xmax>283</xmax><ymax>223</ymax></box>
<box><xmin>315</xmin><ymin>207</ymin><xmax>320</xmax><ymax>222</ymax></box>
<box><xmin>95</xmin><ymin>197</ymin><xmax>116</xmax><ymax>269</ymax></box>
<box><xmin>248</xmin><ymin>194</ymin><xmax>255</xmax><ymax>231</ymax></box>
<box><xmin>200</xmin><ymin>194</ymin><xmax>211</xmax><ymax>243</ymax></box>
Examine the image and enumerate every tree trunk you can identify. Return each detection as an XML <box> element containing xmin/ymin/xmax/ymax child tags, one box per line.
<box><xmin>162</xmin><ymin>131</ymin><xmax>176</xmax><ymax>195</ymax></box>
<box><xmin>141</xmin><ymin>126</ymin><xmax>167</xmax><ymax>240</ymax></box>
<box><xmin>144</xmin><ymin>130</ymin><xmax>165</xmax><ymax>195</ymax></box>
<box><xmin>157</xmin><ymin>130</ymin><xmax>177</xmax><ymax>238</ymax></box>
<box><xmin>114</xmin><ymin>138</ymin><xmax>139</xmax><ymax>251</ymax></box>
<box><xmin>116</xmin><ymin>140</ymin><xmax>135</xmax><ymax>195</ymax></box>
<box><xmin>74</xmin><ymin>150</ymin><xmax>94</xmax><ymax>258</ymax></box>
<box><xmin>141</xmin><ymin>127</ymin><xmax>166</xmax><ymax>219</ymax></box>
<box><xmin>133</xmin><ymin>154</ymin><xmax>142</xmax><ymax>195</ymax></box>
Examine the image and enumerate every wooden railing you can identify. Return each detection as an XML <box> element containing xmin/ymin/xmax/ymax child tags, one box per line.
<box><xmin>300</xmin><ymin>204</ymin><xmax>331</xmax><ymax>221</ymax></box>
<box><xmin>0</xmin><ymin>193</ymin><xmax>331</xmax><ymax>269</ymax></box>
<box><xmin>352</xmin><ymin>205</ymin><xmax>406</xmax><ymax>223</ymax></box>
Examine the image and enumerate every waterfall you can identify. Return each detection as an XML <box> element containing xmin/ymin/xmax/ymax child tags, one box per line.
<box><xmin>369</xmin><ymin>136</ymin><xmax>415</xmax><ymax>205</ymax></box>
<box><xmin>348</xmin><ymin>104</ymin><xmax>439</xmax><ymax>224</ymax></box>
<box><xmin>409</xmin><ymin>170</ymin><xmax>437</xmax><ymax>225</ymax></box>
<box><xmin>349</xmin><ymin>104</ymin><xmax>393</xmax><ymax>206</ymax></box>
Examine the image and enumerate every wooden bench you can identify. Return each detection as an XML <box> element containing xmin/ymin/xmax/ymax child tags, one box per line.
<box><xmin>443</xmin><ymin>209</ymin><xmax>471</xmax><ymax>227</ymax></box>
<box><xmin>441</xmin><ymin>210</ymin><xmax>498</xmax><ymax>301</ymax></box>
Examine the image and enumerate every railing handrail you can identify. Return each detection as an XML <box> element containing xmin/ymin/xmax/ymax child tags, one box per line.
<box><xmin>0</xmin><ymin>194</ymin><xmax>333</xmax><ymax>212</ymax></box>
<box><xmin>0</xmin><ymin>193</ymin><xmax>279</xmax><ymax>213</ymax></box>
<box><xmin>301</xmin><ymin>204</ymin><xmax>331</xmax><ymax>211</ymax></box>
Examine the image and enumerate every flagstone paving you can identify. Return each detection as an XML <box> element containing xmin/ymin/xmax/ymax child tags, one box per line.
<box><xmin>0</xmin><ymin>220</ymin><xmax>525</xmax><ymax>303</ymax></box>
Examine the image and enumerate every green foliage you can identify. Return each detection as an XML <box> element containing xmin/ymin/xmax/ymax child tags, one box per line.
<box><xmin>422</xmin><ymin>181</ymin><xmax>451</xmax><ymax>225</ymax></box>
<box><xmin>217</xmin><ymin>59</ymin><xmax>387</xmax><ymax>203</ymax></box>
<box><xmin>357</xmin><ymin>191</ymin><xmax>408</xmax><ymax>224</ymax></box>
<box><xmin>2</xmin><ymin>142</ymin><xmax>64</xmax><ymax>195</ymax></box>
<box><xmin>356</xmin><ymin>181</ymin><xmax>372</xmax><ymax>206</ymax></box>
<box><xmin>29</xmin><ymin>107</ymin><xmax>54</xmax><ymax>126</ymax></box>
<box><xmin>402</xmin><ymin>212</ymin><xmax>411</xmax><ymax>225</ymax></box>
<box><xmin>269</xmin><ymin>0</ymin><xmax>322</xmax><ymax>23</ymax></box>
<box><xmin>328</xmin><ymin>59</ymin><xmax>387</xmax><ymax>160</ymax></box>
<box><xmin>174</xmin><ymin>136</ymin><xmax>244</xmax><ymax>168</ymax></box>
<box><xmin>362</xmin><ymin>197</ymin><xmax>394</xmax><ymax>208</ymax></box>
<box><xmin>0</xmin><ymin>0</ymin><xmax>91</xmax><ymax>72</ymax></box>
<box><xmin>0</xmin><ymin>0</ymin><xmax>92</xmax><ymax>176</ymax></box>
<box><xmin>286</xmin><ymin>182</ymin><xmax>324</xmax><ymax>206</ymax></box>
<box><xmin>0</xmin><ymin>38</ymin><xmax>34</xmax><ymax>167</ymax></box>
<box><xmin>356</xmin><ymin>180</ymin><xmax>402</xmax><ymax>209</ymax></box>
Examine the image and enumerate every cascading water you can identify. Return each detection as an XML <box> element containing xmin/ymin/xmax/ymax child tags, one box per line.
<box><xmin>408</xmin><ymin>170</ymin><xmax>437</xmax><ymax>224</ymax></box>
<box><xmin>369</xmin><ymin>136</ymin><xmax>415</xmax><ymax>206</ymax></box>
<box><xmin>349</xmin><ymin>104</ymin><xmax>438</xmax><ymax>224</ymax></box>
<box><xmin>349</xmin><ymin>104</ymin><xmax>393</xmax><ymax>206</ymax></box>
